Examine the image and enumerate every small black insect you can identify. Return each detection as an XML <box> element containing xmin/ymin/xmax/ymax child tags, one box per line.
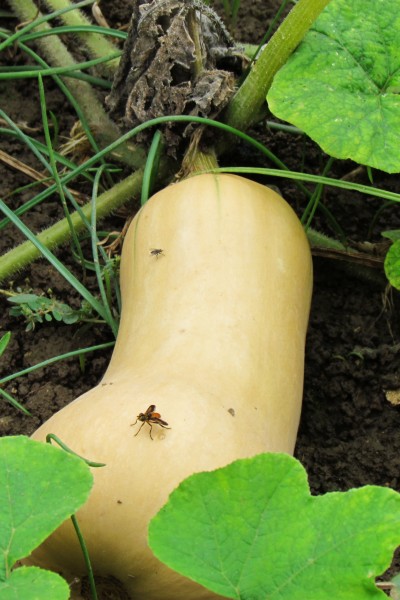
<box><xmin>150</xmin><ymin>248</ymin><xmax>164</xmax><ymax>258</ymax></box>
<box><xmin>131</xmin><ymin>404</ymin><xmax>171</xmax><ymax>440</ymax></box>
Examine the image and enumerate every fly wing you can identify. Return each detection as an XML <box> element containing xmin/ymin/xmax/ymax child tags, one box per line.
<box><xmin>153</xmin><ymin>417</ymin><xmax>169</xmax><ymax>426</ymax></box>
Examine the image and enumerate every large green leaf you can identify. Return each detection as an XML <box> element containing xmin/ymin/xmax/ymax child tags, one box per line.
<box><xmin>267</xmin><ymin>0</ymin><xmax>400</xmax><ymax>173</ymax></box>
<box><xmin>0</xmin><ymin>436</ymin><xmax>93</xmax><ymax>581</ymax></box>
<box><xmin>149</xmin><ymin>453</ymin><xmax>400</xmax><ymax>599</ymax></box>
<box><xmin>0</xmin><ymin>566</ymin><xmax>69</xmax><ymax>600</ymax></box>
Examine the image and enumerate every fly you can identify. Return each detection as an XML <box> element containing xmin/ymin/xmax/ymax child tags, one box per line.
<box><xmin>150</xmin><ymin>248</ymin><xmax>164</xmax><ymax>258</ymax></box>
<box><xmin>131</xmin><ymin>404</ymin><xmax>170</xmax><ymax>440</ymax></box>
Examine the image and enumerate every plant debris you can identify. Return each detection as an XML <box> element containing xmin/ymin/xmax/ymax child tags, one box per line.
<box><xmin>106</xmin><ymin>0</ymin><xmax>246</xmax><ymax>154</ymax></box>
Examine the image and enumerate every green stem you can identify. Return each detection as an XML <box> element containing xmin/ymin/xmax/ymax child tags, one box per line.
<box><xmin>6</xmin><ymin>0</ymin><xmax>115</xmax><ymax>134</ymax></box>
<box><xmin>89</xmin><ymin>166</ymin><xmax>119</xmax><ymax>334</ymax></box>
<box><xmin>2</xmin><ymin>53</ymin><xmax>121</xmax><ymax>79</ymax></box>
<box><xmin>307</xmin><ymin>228</ymin><xmax>346</xmax><ymax>251</ymax></box>
<box><xmin>0</xmin><ymin>342</ymin><xmax>114</xmax><ymax>385</ymax></box>
<box><xmin>38</xmin><ymin>73</ymin><xmax>87</xmax><ymax>267</ymax></box>
<box><xmin>223</xmin><ymin>0</ymin><xmax>333</xmax><ymax>133</ymax></box>
<box><xmin>187</xmin><ymin>6</ymin><xmax>204</xmax><ymax>77</ymax></box>
<box><xmin>45</xmin><ymin>431</ymin><xmax>102</xmax><ymax>599</ymax></box>
<box><xmin>42</xmin><ymin>0</ymin><xmax>120</xmax><ymax>77</ymax></box>
<box><xmin>307</xmin><ymin>229</ymin><xmax>385</xmax><ymax>286</ymax></box>
<box><xmin>1</xmin><ymin>0</ymin><xmax>94</xmax><ymax>50</ymax></box>
<box><xmin>46</xmin><ymin>434</ymin><xmax>106</xmax><ymax>467</ymax></box>
<box><xmin>0</xmin><ymin>171</ymin><xmax>143</xmax><ymax>283</ymax></box>
<box><xmin>6</xmin><ymin>0</ymin><xmax>145</xmax><ymax>168</ymax></box>
<box><xmin>70</xmin><ymin>515</ymin><xmax>99</xmax><ymax>600</ymax></box>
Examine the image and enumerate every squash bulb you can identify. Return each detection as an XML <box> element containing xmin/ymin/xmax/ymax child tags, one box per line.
<box><xmin>29</xmin><ymin>174</ymin><xmax>313</xmax><ymax>599</ymax></box>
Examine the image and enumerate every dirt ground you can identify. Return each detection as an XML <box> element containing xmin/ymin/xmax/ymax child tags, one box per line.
<box><xmin>2</xmin><ymin>0</ymin><xmax>400</xmax><ymax>595</ymax></box>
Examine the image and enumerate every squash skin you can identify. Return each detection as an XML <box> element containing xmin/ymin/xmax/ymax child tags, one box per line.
<box><xmin>29</xmin><ymin>174</ymin><xmax>313</xmax><ymax>599</ymax></box>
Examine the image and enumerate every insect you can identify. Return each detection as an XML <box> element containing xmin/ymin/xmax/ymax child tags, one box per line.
<box><xmin>150</xmin><ymin>248</ymin><xmax>164</xmax><ymax>258</ymax></box>
<box><xmin>131</xmin><ymin>405</ymin><xmax>170</xmax><ymax>440</ymax></box>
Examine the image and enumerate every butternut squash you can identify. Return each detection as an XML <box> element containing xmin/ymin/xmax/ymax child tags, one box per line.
<box><xmin>29</xmin><ymin>174</ymin><xmax>313</xmax><ymax>599</ymax></box>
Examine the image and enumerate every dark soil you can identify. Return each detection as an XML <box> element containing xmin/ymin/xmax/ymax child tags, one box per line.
<box><xmin>2</xmin><ymin>0</ymin><xmax>400</xmax><ymax>597</ymax></box>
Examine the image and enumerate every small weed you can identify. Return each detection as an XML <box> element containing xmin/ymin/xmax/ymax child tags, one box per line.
<box><xmin>7</xmin><ymin>291</ymin><xmax>96</xmax><ymax>331</ymax></box>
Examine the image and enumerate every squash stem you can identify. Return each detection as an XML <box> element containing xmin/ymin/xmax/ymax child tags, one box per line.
<box><xmin>223</xmin><ymin>0</ymin><xmax>333</xmax><ymax>134</ymax></box>
<box><xmin>180</xmin><ymin>135</ymin><xmax>219</xmax><ymax>178</ymax></box>
<box><xmin>6</xmin><ymin>0</ymin><xmax>145</xmax><ymax>169</ymax></box>
<box><xmin>187</xmin><ymin>6</ymin><xmax>204</xmax><ymax>78</ymax></box>
<box><xmin>0</xmin><ymin>171</ymin><xmax>143</xmax><ymax>283</ymax></box>
<box><xmin>186</xmin><ymin>147</ymin><xmax>219</xmax><ymax>174</ymax></box>
<box><xmin>39</xmin><ymin>0</ymin><xmax>120</xmax><ymax>77</ymax></box>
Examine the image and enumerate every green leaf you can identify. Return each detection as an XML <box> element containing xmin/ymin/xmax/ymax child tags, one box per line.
<box><xmin>0</xmin><ymin>388</ymin><xmax>31</xmax><ymax>416</ymax></box>
<box><xmin>0</xmin><ymin>566</ymin><xmax>69</xmax><ymax>600</ymax></box>
<box><xmin>7</xmin><ymin>294</ymin><xmax>40</xmax><ymax>305</ymax></box>
<box><xmin>62</xmin><ymin>313</ymin><xmax>79</xmax><ymax>324</ymax></box>
<box><xmin>384</xmin><ymin>240</ymin><xmax>400</xmax><ymax>289</ymax></box>
<box><xmin>267</xmin><ymin>0</ymin><xmax>400</xmax><ymax>173</ymax></box>
<box><xmin>0</xmin><ymin>332</ymin><xmax>11</xmax><ymax>357</ymax></box>
<box><xmin>0</xmin><ymin>436</ymin><xmax>93</xmax><ymax>580</ymax></box>
<box><xmin>149</xmin><ymin>453</ymin><xmax>400</xmax><ymax>600</ymax></box>
<box><xmin>382</xmin><ymin>230</ymin><xmax>400</xmax><ymax>242</ymax></box>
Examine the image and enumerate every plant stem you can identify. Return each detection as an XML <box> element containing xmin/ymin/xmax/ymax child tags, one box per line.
<box><xmin>308</xmin><ymin>229</ymin><xmax>385</xmax><ymax>285</ymax></box>
<box><xmin>7</xmin><ymin>0</ymin><xmax>113</xmax><ymax>133</ymax></box>
<box><xmin>307</xmin><ymin>228</ymin><xmax>346</xmax><ymax>251</ymax></box>
<box><xmin>181</xmin><ymin>126</ymin><xmax>219</xmax><ymax>176</ymax></box>
<box><xmin>223</xmin><ymin>0</ymin><xmax>333</xmax><ymax>133</ymax></box>
<box><xmin>0</xmin><ymin>171</ymin><xmax>142</xmax><ymax>283</ymax></box>
<box><xmin>70</xmin><ymin>515</ymin><xmax>98</xmax><ymax>600</ymax></box>
<box><xmin>6</xmin><ymin>0</ymin><xmax>145</xmax><ymax>168</ymax></box>
<box><xmin>187</xmin><ymin>6</ymin><xmax>204</xmax><ymax>78</ymax></box>
<box><xmin>42</xmin><ymin>0</ymin><xmax>120</xmax><ymax>77</ymax></box>
<box><xmin>0</xmin><ymin>342</ymin><xmax>114</xmax><ymax>385</ymax></box>
<box><xmin>191</xmin><ymin>149</ymin><xmax>219</xmax><ymax>172</ymax></box>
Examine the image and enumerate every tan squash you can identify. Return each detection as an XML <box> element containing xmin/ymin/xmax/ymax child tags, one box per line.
<box><xmin>29</xmin><ymin>174</ymin><xmax>313</xmax><ymax>599</ymax></box>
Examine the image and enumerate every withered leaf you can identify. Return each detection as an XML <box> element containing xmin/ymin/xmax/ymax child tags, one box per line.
<box><xmin>106</xmin><ymin>0</ymin><xmax>246</xmax><ymax>154</ymax></box>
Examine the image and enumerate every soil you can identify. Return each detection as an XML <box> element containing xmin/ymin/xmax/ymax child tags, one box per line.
<box><xmin>2</xmin><ymin>0</ymin><xmax>400</xmax><ymax>597</ymax></box>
